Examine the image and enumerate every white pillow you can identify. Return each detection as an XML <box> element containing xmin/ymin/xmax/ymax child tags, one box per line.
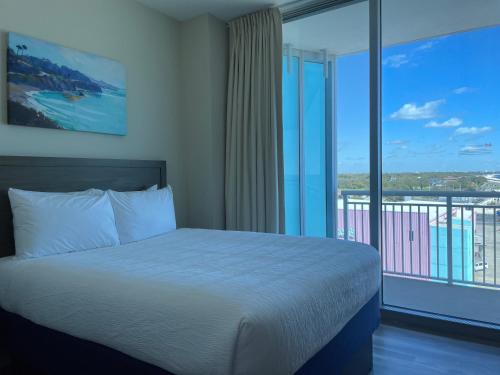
<box><xmin>8</xmin><ymin>188</ymin><xmax>120</xmax><ymax>258</ymax></box>
<box><xmin>107</xmin><ymin>186</ymin><xmax>176</xmax><ymax>244</ymax></box>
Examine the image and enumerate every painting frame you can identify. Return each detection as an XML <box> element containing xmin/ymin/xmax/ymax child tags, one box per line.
<box><xmin>7</xmin><ymin>32</ymin><xmax>127</xmax><ymax>136</ymax></box>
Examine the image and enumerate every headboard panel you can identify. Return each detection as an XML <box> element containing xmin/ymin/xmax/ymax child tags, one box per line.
<box><xmin>0</xmin><ymin>156</ymin><xmax>167</xmax><ymax>258</ymax></box>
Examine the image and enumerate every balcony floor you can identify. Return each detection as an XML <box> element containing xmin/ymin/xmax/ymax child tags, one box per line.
<box><xmin>373</xmin><ymin>325</ymin><xmax>500</xmax><ymax>374</ymax></box>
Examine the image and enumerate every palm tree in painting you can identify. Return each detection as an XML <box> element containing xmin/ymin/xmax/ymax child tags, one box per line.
<box><xmin>16</xmin><ymin>44</ymin><xmax>22</xmax><ymax>55</ymax></box>
<box><xmin>22</xmin><ymin>45</ymin><xmax>28</xmax><ymax>55</ymax></box>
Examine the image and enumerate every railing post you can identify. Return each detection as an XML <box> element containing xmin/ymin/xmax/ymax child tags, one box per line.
<box><xmin>446</xmin><ymin>196</ymin><xmax>453</xmax><ymax>285</ymax></box>
<box><xmin>343</xmin><ymin>193</ymin><xmax>349</xmax><ymax>241</ymax></box>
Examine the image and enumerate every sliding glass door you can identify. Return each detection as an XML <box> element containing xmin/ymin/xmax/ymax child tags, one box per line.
<box><xmin>282</xmin><ymin>0</ymin><xmax>369</xmax><ymax>240</ymax></box>
<box><xmin>381</xmin><ymin>0</ymin><xmax>500</xmax><ymax>324</ymax></box>
<box><xmin>283</xmin><ymin>52</ymin><xmax>328</xmax><ymax>236</ymax></box>
<box><xmin>282</xmin><ymin>0</ymin><xmax>500</xmax><ymax>326</ymax></box>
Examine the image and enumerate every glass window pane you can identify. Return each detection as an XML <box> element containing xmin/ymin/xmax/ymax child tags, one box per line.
<box><xmin>382</xmin><ymin>0</ymin><xmax>500</xmax><ymax>325</ymax></box>
<box><xmin>283</xmin><ymin>56</ymin><xmax>300</xmax><ymax>235</ymax></box>
<box><xmin>304</xmin><ymin>61</ymin><xmax>326</xmax><ymax>237</ymax></box>
<box><xmin>336</xmin><ymin>51</ymin><xmax>370</xmax><ymax>242</ymax></box>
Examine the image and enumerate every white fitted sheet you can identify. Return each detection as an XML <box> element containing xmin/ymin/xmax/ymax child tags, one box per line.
<box><xmin>0</xmin><ymin>229</ymin><xmax>380</xmax><ymax>375</ymax></box>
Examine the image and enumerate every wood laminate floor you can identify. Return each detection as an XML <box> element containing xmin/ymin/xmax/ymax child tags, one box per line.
<box><xmin>373</xmin><ymin>325</ymin><xmax>500</xmax><ymax>375</ymax></box>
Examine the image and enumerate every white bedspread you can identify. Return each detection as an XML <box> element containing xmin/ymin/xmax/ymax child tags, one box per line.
<box><xmin>0</xmin><ymin>229</ymin><xmax>380</xmax><ymax>375</ymax></box>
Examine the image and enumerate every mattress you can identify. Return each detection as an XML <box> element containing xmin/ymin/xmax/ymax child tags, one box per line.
<box><xmin>0</xmin><ymin>229</ymin><xmax>380</xmax><ymax>375</ymax></box>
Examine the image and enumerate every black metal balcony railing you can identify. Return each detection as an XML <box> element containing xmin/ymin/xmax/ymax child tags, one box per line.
<box><xmin>339</xmin><ymin>190</ymin><xmax>500</xmax><ymax>289</ymax></box>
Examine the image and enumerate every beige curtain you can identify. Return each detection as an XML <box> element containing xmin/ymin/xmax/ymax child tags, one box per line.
<box><xmin>225</xmin><ymin>8</ymin><xmax>284</xmax><ymax>233</ymax></box>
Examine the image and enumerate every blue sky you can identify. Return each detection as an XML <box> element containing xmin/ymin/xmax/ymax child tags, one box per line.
<box><xmin>336</xmin><ymin>25</ymin><xmax>500</xmax><ymax>173</ymax></box>
<box><xmin>9</xmin><ymin>32</ymin><xmax>125</xmax><ymax>89</ymax></box>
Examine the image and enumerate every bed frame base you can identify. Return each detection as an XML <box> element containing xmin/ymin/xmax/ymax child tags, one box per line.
<box><xmin>1</xmin><ymin>294</ymin><xmax>379</xmax><ymax>375</ymax></box>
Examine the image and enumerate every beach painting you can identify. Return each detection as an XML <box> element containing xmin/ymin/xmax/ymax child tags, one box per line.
<box><xmin>7</xmin><ymin>33</ymin><xmax>127</xmax><ymax>135</ymax></box>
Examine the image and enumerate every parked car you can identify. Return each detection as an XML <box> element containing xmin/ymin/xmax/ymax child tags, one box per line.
<box><xmin>474</xmin><ymin>260</ymin><xmax>489</xmax><ymax>272</ymax></box>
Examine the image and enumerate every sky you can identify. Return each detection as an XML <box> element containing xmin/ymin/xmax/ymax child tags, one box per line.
<box><xmin>9</xmin><ymin>32</ymin><xmax>125</xmax><ymax>89</ymax></box>
<box><xmin>336</xmin><ymin>25</ymin><xmax>500</xmax><ymax>173</ymax></box>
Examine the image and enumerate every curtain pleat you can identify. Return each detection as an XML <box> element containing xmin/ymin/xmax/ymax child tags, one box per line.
<box><xmin>225</xmin><ymin>8</ymin><xmax>284</xmax><ymax>233</ymax></box>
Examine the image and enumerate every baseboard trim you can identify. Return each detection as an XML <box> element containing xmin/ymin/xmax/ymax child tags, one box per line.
<box><xmin>381</xmin><ymin>305</ymin><xmax>500</xmax><ymax>347</ymax></box>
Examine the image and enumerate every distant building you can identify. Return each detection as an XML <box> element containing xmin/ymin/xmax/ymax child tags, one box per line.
<box><xmin>337</xmin><ymin>202</ymin><xmax>474</xmax><ymax>282</ymax></box>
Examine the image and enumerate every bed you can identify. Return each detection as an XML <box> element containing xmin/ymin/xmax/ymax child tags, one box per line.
<box><xmin>0</xmin><ymin>156</ymin><xmax>380</xmax><ymax>375</ymax></box>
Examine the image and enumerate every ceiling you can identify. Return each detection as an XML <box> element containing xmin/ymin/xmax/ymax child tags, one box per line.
<box><xmin>136</xmin><ymin>0</ymin><xmax>290</xmax><ymax>21</ymax></box>
<box><xmin>136</xmin><ymin>0</ymin><xmax>500</xmax><ymax>47</ymax></box>
<box><xmin>284</xmin><ymin>0</ymin><xmax>500</xmax><ymax>56</ymax></box>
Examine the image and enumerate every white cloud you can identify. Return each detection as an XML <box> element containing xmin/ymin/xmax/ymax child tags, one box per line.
<box><xmin>383</xmin><ymin>54</ymin><xmax>409</xmax><ymax>68</ymax></box>
<box><xmin>460</xmin><ymin>144</ymin><xmax>493</xmax><ymax>155</ymax></box>
<box><xmin>383</xmin><ymin>38</ymin><xmax>442</xmax><ymax>70</ymax></box>
<box><xmin>453</xmin><ymin>86</ymin><xmax>474</xmax><ymax>94</ymax></box>
<box><xmin>414</xmin><ymin>41</ymin><xmax>437</xmax><ymax>51</ymax></box>
<box><xmin>455</xmin><ymin>126</ymin><xmax>493</xmax><ymax>136</ymax></box>
<box><xmin>424</xmin><ymin>117</ymin><xmax>463</xmax><ymax>128</ymax></box>
<box><xmin>386</xmin><ymin>140</ymin><xmax>407</xmax><ymax>145</ymax></box>
<box><xmin>390</xmin><ymin>99</ymin><xmax>445</xmax><ymax>120</ymax></box>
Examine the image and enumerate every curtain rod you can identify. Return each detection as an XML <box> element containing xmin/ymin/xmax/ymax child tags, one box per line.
<box><xmin>225</xmin><ymin>0</ymin><xmax>363</xmax><ymax>27</ymax></box>
<box><xmin>281</xmin><ymin>0</ymin><xmax>364</xmax><ymax>23</ymax></box>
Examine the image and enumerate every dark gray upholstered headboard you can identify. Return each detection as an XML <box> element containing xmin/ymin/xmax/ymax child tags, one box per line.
<box><xmin>0</xmin><ymin>156</ymin><xmax>167</xmax><ymax>258</ymax></box>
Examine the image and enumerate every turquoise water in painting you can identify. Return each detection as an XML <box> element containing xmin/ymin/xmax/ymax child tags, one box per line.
<box><xmin>27</xmin><ymin>88</ymin><xmax>126</xmax><ymax>135</ymax></box>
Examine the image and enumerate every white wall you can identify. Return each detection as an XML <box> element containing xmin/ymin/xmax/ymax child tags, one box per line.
<box><xmin>180</xmin><ymin>14</ymin><xmax>227</xmax><ymax>229</ymax></box>
<box><xmin>0</xmin><ymin>0</ymin><xmax>188</xmax><ymax>225</ymax></box>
